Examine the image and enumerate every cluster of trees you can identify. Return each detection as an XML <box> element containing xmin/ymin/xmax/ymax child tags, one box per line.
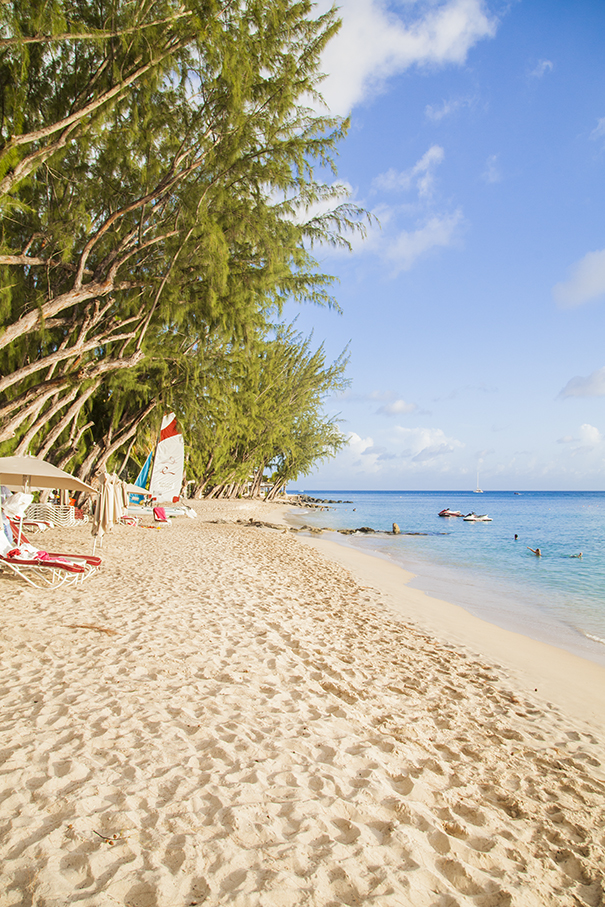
<box><xmin>0</xmin><ymin>0</ymin><xmax>364</xmax><ymax>494</ymax></box>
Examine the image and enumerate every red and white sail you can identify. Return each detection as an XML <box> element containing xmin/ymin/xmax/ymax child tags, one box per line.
<box><xmin>149</xmin><ymin>413</ymin><xmax>184</xmax><ymax>503</ymax></box>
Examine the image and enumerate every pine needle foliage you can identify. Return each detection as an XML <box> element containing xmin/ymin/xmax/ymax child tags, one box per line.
<box><xmin>0</xmin><ymin>0</ymin><xmax>366</xmax><ymax>487</ymax></box>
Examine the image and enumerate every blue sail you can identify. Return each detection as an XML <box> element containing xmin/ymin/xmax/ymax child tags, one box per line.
<box><xmin>130</xmin><ymin>450</ymin><xmax>153</xmax><ymax>503</ymax></box>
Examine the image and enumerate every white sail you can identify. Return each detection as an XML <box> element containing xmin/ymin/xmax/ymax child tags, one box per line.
<box><xmin>149</xmin><ymin>413</ymin><xmax>184</xmax><ymax>503</ymax></box>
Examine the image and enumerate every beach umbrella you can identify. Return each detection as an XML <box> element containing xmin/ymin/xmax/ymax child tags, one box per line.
<box><xmin>0</xmin><ymin>456</ymin><xmax>96</xmax><ymax>546</ymax></box>
<box><xmin>92</xmin><ymin>473</ymin><xmax>128</xmax><ymax>549</ymax></box>
<box><xmin>0</xmin><ymin>456</ymin><xmax>95</xmax><ymax>493</ymax></box>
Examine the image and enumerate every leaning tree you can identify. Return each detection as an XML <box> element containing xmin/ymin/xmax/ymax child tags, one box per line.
<box><xmin>0</xmin><ymin>0</ymin><xmax>364</xmax><ymax>480</ymax></box>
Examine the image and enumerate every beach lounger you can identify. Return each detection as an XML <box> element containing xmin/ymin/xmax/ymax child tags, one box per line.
<box><xmin>1</xmin><ymin>491</ymin><xmax>54</xmax><ymax>533</ymax></box>
<box><xmin>0</xmin><ymin>519</ymin><xmax>101</xmax><ymax>587</ymax></box>
<box><xmin>0</xmin><ymin>532</ymin><xmax>86</xmax><ymax>587</ymax></box>
<box><xmin>11</xmin><ymin>514</ymin><xmax>55</xmax><ymax>533</ymax></box>
<box><xmin>153</xmin><ymin>506</ymin><xmax>171</xmax><ymax>524</ymax></box>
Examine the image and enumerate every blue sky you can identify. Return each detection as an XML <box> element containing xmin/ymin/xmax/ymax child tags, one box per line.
<box><xmin>284</xmin><ymin>0</ymin><xmax>605</xmax><ymax>490</ymax></box>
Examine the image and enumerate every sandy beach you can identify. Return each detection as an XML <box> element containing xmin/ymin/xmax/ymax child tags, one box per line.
<box><xmin>1</xmin><ymin>500</ymin><xmax>604</xmax><ymax>907</ymax></box>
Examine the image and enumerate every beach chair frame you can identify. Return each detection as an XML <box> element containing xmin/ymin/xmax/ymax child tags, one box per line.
<box><xmin>0</xmin><ymin>553</ymin><xmax>86</xmax><ymax>588</ymax></box>
<box><xmin>0</xmin><ymin>519</ymin><xmax>101</xmax><ymax>587</ymax></box>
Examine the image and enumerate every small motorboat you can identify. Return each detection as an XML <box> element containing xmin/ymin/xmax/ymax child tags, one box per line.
<box><xmin>463</xmin><ymin>512</ymin><xmax>492</xmax><ymax>522</ymax></box>
<box><xmin>439</xmin><ymin>508</ymin><xmax>463</xmax><ymax>517</ymax></box>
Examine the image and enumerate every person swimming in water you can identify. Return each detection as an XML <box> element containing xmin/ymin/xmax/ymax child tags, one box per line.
<box><xmin>527</xmin><ymin>546</ymin><xmax>541</xmax><ymax>556</ymax></box>
<box><xmin>570</xmin><ymin>552</ymin><xmax>583</xmax><ymax>558</ymax></box>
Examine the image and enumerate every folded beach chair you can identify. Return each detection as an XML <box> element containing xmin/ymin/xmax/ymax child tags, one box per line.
<box><xmin>0</xmin><ymin>518</ymin><xmax>101</xmax><ymax>588</ymax></box>
<box><xmin>153</xmin><ymin>506</ymin><xmax>171</xmax><ymax>524</ymax></box>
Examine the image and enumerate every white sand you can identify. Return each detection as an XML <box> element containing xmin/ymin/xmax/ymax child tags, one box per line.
<box><xmin>0</xmin><ymin>500</ymin><xmax>604</xmax><ymax>907</ymax></box>
<box><xmin>301</xmin><ymin>535</ymin><xmax>605</xmax><ymax>734</ymax></box>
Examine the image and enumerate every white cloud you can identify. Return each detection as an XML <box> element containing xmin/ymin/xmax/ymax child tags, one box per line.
<box><xmin>553</xmin><ymin>249</ymin><xmax>605</xmax><ymax>308</ymax></box>
<box><xmin>385</xmin><ymin>209</ymin><xmax>464</xmax><ymax>273</ymax></box>
<box><xmin>305</xmin><ymin>425</ymin><xmax>464</xmax><ymax>480</ymax></box>
<box><xmin>426</xmin><ymin>99</ymin><xmax>457</xmax><ymax>122</ymax></box>
<box><xmin>318</xmin><ymin>0</ymin><xmax>497</xmax><ymax>114</ymax></box>
<box><xmin>530</xmin><ymin>59</ymin><xmax>553</xmax><ymax>78</ymax></box>
<box><xmin>591</xmin><ymin>118</ymin><xmax>605</xmax><ymax>140</ymax></box>
<box><xmin>559</xmin><ymin>366</ymin><xmax>605</xmax><ymax>398</ymax></box>
<box><xmin>393</xmin><ymin>426</ymin><xmax>464</xmax><ymax>461</ymax></box>
<box><xmin>425</xmin><ymin>95</ymin><xmax>477</xmax><ymax>121</ymax></box>
<box><xmin>333</xmin><ymin>431</ymin><xmax>383</xmax><ymax>473</ymax></box>
<box><xmin>373</xmin><ymin>145</ymin><xmax>445</xmax><ymax>197</ymax></box>
<box><xmin>579</xmin><ymin>423</ymin><xmax>602</xmax><ymax>446</ymax></box>
<box><xmin>556</xmin><ymin>424</ymin><xmax>603</xmax><ymax>454</ymax></box>
<box><xmin>481</xmin><ymin>153</ymin><xmax>502</xmax><ymax>184</ymax></box>
<box><xmin>560</xmin><ymin>367</ymin><xmax>605</xmax><ymax>398</ymax></box>
<box><xmin>412</xmin><ymin>442</ymin><xmax>456</xmax><ymax>462</ymax></box>
<box><xmin>377</xmin><ymin>399</ymin><xmax>417</xmax><ymax>415</ymax></box>
<box><xmin>327</xmin><ymin>143</ymin><xmax>463</xmax><ymax>274</ymax></box>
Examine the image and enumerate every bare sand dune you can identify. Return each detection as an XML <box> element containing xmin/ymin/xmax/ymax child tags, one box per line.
<box><xmin>0</xmin><ymin>500</ymin><xmax>604</xmax><ymax>907</ymax></box>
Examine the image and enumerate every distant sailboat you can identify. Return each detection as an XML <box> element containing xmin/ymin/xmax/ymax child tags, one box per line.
<box><xmin>474</xmin><ymin>467</ymin><xmax>483</xmax><ymax>493</ymax></box>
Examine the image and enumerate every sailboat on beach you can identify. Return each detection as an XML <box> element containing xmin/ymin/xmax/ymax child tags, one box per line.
<box><xmin>128</xmin><ymin>413</ymin><xmax>195</xmax><ymax>517</ymax></box>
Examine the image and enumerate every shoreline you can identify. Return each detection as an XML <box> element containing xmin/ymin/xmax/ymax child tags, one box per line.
<box><xmin>297</xmin><ymin>533</ymin><xmax>605</xmax><ymax>736</ymax></box>
<box><xmin>1</xmin><ymin>499</ymin><xmax>604</xmax><ymax>905</ymax></box>
<box><xmin>286</xmin><ymin>500</ymin><xmax>605</xmax><ymax>729</ymax></box>
<box><xmin>286</xmin><ymin>502</ymin><xmax>605</xmax><ymax>670</ymax></box>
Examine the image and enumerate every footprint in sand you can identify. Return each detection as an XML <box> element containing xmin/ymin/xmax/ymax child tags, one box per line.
<box><xmin>332</xmin><ymin>817</ymin><xmax>361</xmax><ymax>845</ymax></box>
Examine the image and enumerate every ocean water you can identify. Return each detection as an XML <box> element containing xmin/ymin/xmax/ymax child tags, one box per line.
<box><xmin>289</xmin><ymin>490</ymin><xmax>605</xmax><ymax>666</ymax></box>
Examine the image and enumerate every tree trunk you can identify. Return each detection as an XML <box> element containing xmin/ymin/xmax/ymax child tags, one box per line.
<box><xmin>117</xmin><ymin>436</ymin><xmax>137</xmax><ymax>478</ymax></box>
<box><xmin>14</xmin><ymin>388</ymin><xmax>79</xmax><ymax>455</ymax></box>
<box><xmin>37</xmin><ymin>381</ymin><xmax>101</xmax><ymax>459</ymax></box>
<box><xmin>249</xmin><ymin>463</ymin><xmax>265</xmax><ymax>498</ymax></box>
<box><xmin>266</xmin><ymin>480</ymin><xmax>285</xmax><ymax>501</ymax></box>
<box><xmin>0</xmin><ymin>387</ymin><xmax>62</xmax><ymax>443</ymax></box>
<box><xmin>57</xmin><ymin>421</ymin><xmax>94</xmax><ymax>469</ymax></box>
<box><xmin>81</xmin><ymin>400</ymin><xmax>157</xmax><ymax>481</ymax></box>
<box><xmin>77</xmin><ymin>441</ymin><xmax>103</xmax><ymax>483</ymax></box>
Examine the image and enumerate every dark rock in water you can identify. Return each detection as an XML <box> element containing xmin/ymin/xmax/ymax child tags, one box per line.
<box><xmin>300</xmin><ymin>495</ymin><xmax>353</xmax><ymax>505</ymax></box>
<box><xmin>337</xmin><ymin>526</ymin><xmax>375</xmax><ymax>535</ymax></box>
<box><xmin>392</xmin><ymin>522</ymin><xmax>400</xmax><ymax>534</ymax></box>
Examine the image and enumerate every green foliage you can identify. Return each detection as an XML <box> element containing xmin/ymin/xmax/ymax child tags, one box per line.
<box><xmin>0</xmin><ymin>0</ymin><xmax>364</xmax><ymax>485</ymax></box>
<box><xmin>165</xmin><ymin>323</ymin><xmax>349</xmax><ymax>492</ymax></box>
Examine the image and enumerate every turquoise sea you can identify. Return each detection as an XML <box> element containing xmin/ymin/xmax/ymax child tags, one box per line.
<box><xmin>289</xmin><ymin>490</ymin><xmax>605</xmax><ymax>667</ymax></box>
